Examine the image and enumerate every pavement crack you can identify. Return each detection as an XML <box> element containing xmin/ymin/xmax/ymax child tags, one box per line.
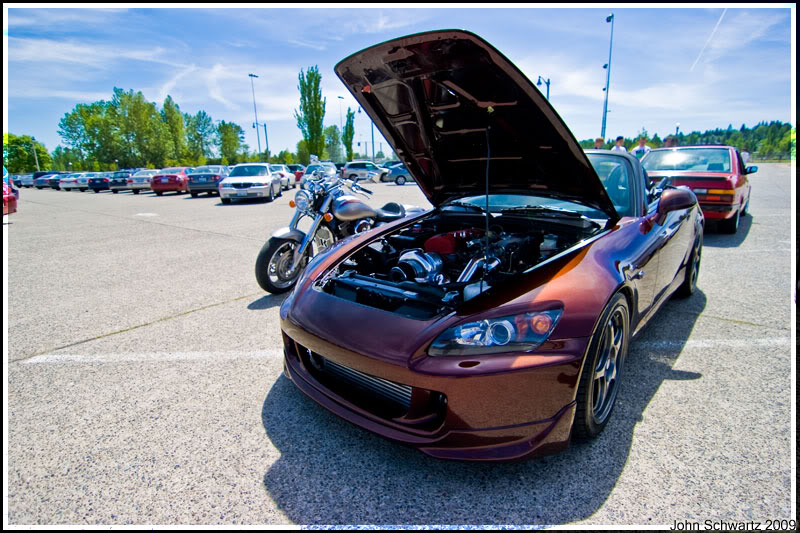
<box><xmin>11</xmin><ymin>292</ymin><xmax>265</xmax><ymax>363</ymax></box>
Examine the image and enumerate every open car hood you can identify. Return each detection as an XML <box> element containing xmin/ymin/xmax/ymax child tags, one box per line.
<box><xmin>335</xmin><ymin>30</ymin><xmax>618</xmax><ymax>220</ymax></box>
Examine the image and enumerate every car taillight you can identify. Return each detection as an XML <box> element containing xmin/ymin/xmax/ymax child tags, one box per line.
<box><xmin>103</xmin><ymin>178</ymin><xmax>109</xmax><ymax>182</ymax></box>
<box><xmin>127</xmin><ymin>179</ymin><xmax>133</xmax><ymax>183</ymax></box>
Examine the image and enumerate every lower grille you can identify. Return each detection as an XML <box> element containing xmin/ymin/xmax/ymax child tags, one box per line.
<box><xmin>231</xmin><ymin>182</ymin><xmax>254</xmax><ymax>189</ymax></box>
<box><xmin>297</xmin><ymin>344</ymin><xmax>412</xmax><ymax>410</ymax></box>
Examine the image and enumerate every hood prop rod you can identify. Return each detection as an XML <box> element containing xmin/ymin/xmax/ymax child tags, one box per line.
<box><xmin>482</xmin><ymin>107</ymin><xmax>495</xmax><ymax>295</ymax></box>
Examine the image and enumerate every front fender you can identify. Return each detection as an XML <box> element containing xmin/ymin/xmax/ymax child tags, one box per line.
<box><xmin>271</xmin><ymin>227</ymin><xmax>306</xmax><ymax>243</ymax></box>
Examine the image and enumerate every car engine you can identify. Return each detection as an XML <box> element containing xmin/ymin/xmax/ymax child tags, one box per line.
<box><xmin>317</xmin><ymin>211</ymin><xmax>600</xmax><ymax>319</ymax></box>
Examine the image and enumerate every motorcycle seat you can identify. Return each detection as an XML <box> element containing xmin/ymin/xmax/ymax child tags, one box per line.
<box><xmin>375</xmin><ymin>202</ymin><xmax>406</xmax><ymax>222</ymax></box>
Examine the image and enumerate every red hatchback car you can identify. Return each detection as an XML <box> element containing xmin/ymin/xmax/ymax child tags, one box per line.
<box><xmin>151</xmin><ymin>167</ymin><xmax>192</xmax><ymax>196</ymax></box>
<box><xmin>642</xmin><ymin>146</ymin><xmax>756</xmax><ymax>233</ymax></box>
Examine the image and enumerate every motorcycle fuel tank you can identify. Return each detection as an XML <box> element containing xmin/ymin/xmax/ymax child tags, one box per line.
<box><xmin>332</xmin><ymin>195</ymin><xmax>378</xmax><ymax>221</ymax></box>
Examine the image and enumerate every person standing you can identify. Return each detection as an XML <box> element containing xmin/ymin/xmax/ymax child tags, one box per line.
<box><xmin>594</xmin><ymin>137</ymin><xmax>605</xmax><ymax>149</ymax></box>
<box><xmin>611</xmin><ymin>136</ymin><xmax>627</xmax><ymax>152</ymax></box>
<box><xmin>630</xmin><ymin>136</ymin><xmax>652</xmax><ymax>158</ymax></box>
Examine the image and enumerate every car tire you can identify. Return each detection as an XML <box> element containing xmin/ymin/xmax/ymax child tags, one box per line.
<box><xmin>221</xmin><ymin>198</ymin><xmax>231</xmax><ymax>205</ymax></box>
<box><xmin>132</xmin><ymin>189</ymin><xmax>140</xmax><ymax>194</ymax></box>
<box><xmin>675</xmin><ymin>233</ymin><xmax>703</xmax><ymax>298</ymax></box>
<box><xmin>112</xmin><ymin>190</ymin><xmax>119</xmax><ymax>194</ymax></box>
<box><xmin>395</xmin><ymin>175</ymin><xmax>407</xmax><ymax>186</ymax></box>
<box><xmin>93</xmin><ymin>189</ymin><xmax>100</xmax><ymax>193</ymax></box>
<box><xmin>155</xmin><ymin>191</ymin><xmax>163</xmax><ymax>196</ymax></box>
<box><xmin>573</xmin><ymin>292</ymin><xmax>630</xmax><ymax>441</ymax></box>
<box><xmin>349</xmin><ymin>174</ymin><xmax>358</xmax><ymax>180</ymax></box>
<box><xmin>191</xmin><ymin>192</ymin><xmax>198</xmax><ymax>198</ymax></box>
<box><xmin>81</xmin><ymin>188</ymin><xmax>88</xmax><ymax>192</ymax></box>
<box><xmin>267</xmin><ymin>185</ymin><xmax>275</xmax><ymax>202</ymax></box>
<box><xmin>720</xmin><ymin>207</ymin><xmax>740</xmax><ymax>234</ymax></box>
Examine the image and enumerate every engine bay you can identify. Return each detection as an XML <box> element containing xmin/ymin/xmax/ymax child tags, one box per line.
<box><xmin>316</xmin><ymin>210</ymin><xmax>602</xmax><ymax>319</ymax></box>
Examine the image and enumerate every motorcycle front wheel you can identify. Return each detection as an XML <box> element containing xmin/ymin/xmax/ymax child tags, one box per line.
<box><xmin>255</xmin><ymin>237</ymin><xmax>309</xmax><ymax>294</ymax></box>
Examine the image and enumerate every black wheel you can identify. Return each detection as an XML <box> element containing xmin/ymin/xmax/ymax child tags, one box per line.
<box><xmin>349</xmin><ymin>174</ymin><xmax>358</xmax><ymax>180</ymax></box>
<box><xmin>112</xmin><ymin>190</ymin><xmax>119</xmax><ymax>194</ymax></box>
<box><xmin>675</xmin><ymin>233</ymin><xmax>703</xmax><ymax>298</ymax></box>
<box><xmin>81</xmin><ymin>188</ymin><xmax>88</xmax><ymax>192</ymax></box>
<box><xmin>221</xmin><ymin>198</ymin><xmax>231</xmax><ymax>205</ymax></box>
<box><xmin>132</xmin><ymin>189</ymin><xmax>140</xmax><ymax>194</ymax></box>
<box><xmin>255</xmin><ymin>238</ymin><xmax>308</xmax><ymax>294</ymax></box>
<box><xmin>191</xmin><ymin>192</ymin><xmax>198</xmax><ymax>198</ymax></box>
<box><xmin>395</xmin><ymin>175</ymin><xmax>407</xmax><ymax>186</ymax></box>
<box><xmin>719</xmin><ymin>207</ymin><xmax>740</xmax><ymax>234</ymax></box>
<box><xmin>93</xmin><ymin>189</ymin><xmax>100</xmax><ymax>193</ymax></box>
<box><xmin>573</xmin><ymin>292</ymin><xmax>630</xmax><ymax>441</ymax></box>
<box><xmin>155</xmin><ymin>191</ymin><xmax>163</xmax><ymax>196</ymax></box>
<box><xmin>267</xmin><ymin>184</ymin><xmax>275</xmax><ymax>202</ymax></box>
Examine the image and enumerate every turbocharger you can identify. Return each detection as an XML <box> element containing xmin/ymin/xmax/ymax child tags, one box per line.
<box><xmin>390</xmin><ymin>249</ymin><xmax>445</xmax><ymax>284</ymax></box>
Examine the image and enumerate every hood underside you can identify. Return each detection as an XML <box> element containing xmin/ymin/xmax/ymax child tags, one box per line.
<box><xmin>335</xmin><ymin>29</ymin><xmax>618</xmax><ymax>219</ymax></box>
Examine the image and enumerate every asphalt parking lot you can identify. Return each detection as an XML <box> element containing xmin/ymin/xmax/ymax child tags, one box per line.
<box><xmin>5</xmin><ymin>164</ymin><xmax>794</xmax><ymax>525</ymax></box>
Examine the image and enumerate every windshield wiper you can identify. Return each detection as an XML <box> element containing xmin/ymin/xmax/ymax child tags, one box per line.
<box><xmin>442</xmin><ymin>201</ymin><xmax>485</xmax><ymax>213</ymax></box>
<box><xmin>500</xmin><ymin>205</ymin><xmax>585</xmax><ymax>218</ymax></box>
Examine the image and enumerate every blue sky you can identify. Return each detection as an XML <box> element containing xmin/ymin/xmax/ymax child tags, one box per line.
<box><xmin>4</xmin><ymin>6</ymin><xmax>795</xmax><ymax>157</ymax></box>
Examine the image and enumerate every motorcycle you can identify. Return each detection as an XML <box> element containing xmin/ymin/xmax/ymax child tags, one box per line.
<box><xmin>255</xmin><ymin>170</ymin><xmax>425</xmax><ymax>294</ymax></box>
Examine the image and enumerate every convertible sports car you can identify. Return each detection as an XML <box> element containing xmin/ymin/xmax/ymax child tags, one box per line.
<box><xmin>279</xmin><ymin>30</ymin><xmax>704</xmax><ymax>461</ymax></box>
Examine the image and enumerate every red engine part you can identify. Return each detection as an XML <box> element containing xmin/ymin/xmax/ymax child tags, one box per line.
<box><xmin>424</xmin><ymin>228</ymin><xmax>484</xmax><ymax>255</ymax></box>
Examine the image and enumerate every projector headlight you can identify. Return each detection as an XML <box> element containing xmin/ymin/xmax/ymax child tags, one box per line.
<box><xmin>429</xmin><ymin>309</ymin><xmax>562</xmax><ymax>356</ymax></box>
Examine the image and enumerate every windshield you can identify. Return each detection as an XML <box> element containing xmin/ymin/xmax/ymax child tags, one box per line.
<box><xmin>642</xmin><ymin>148</ymin><xmax>731</xmax><ymax>172</ymax></box>
<box><xmin>229</xmin><ymin>165</ymin><xmax>269</xmax><ymax>177</ymax></box>
<box><xmin>161</xmin><ymin>167</ymin><xmax>184</xmax><ymax>174</ymax></box>
<box><xmin>304</xmin><ymin>164</ymin><xmax>335</xmax><ymax>175</ymax></box>
<box><xmin>133</xmin><ymin>170</ymin><xmax>157</xmax><ymax>177</ymax></box>
<box><xmin>189</xmin><ymin>166</ymin><xmax>222</xmax><ymax>175</ymax></box>
<box><xmin>447</xmin><ymin>194</ymin><xmax>607</xmax><ymax>219</ymax></box>
<box><xmin>269</xmin><ymin>165</ymin><xmax>286</xmax><ymax>172</ymax></box>
<box><xmin>111</xmin><ymin>172</ymin><xmax>128</xmax><ymax>178</ymax></box>
<box><xmin>586</xmin><ymin>153</ymin><xmax>635</xmax><ymax>216</ymax></box>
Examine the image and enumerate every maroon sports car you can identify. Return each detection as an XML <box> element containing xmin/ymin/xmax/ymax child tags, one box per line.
<box><xmin>279</xmin><ymin>30</ymin><xmax>704</xmax><ymax>461</ymax></box>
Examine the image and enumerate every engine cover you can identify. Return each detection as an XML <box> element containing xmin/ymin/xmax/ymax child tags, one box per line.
<box><xmin>423</xmin><ymin>228</ymin><xmax>484</xmax><ymax>255</ymax></box>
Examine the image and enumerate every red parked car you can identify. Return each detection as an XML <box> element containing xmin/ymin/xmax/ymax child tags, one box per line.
<box><xmin>150</xmin><ymin>167</ymin><xmax>192</xmax><ymax>196</ymax></box>
<box><xmin>4</xmin><ymin>181</ymin><xmax>18</xmax><ymax>216</ymax></box>
<box><xmin>279</xmin><ymin>30</ymin><xmax>704</xmax><ymax>462</ymax></box>
<box><xmin>642</xmin><ymin>145</ymin><xmax>756</xmax><ymax>233</ymax></box>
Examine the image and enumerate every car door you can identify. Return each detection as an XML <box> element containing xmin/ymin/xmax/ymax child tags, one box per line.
<box><xmin>653</xmin><ymin>191</ymin><xmax>693</xmax><ymax>302</ymax></box>
<box><xmin>733</xmin><ymin>149</ymin><xmax>749</xmax><ymax>208</ymax></box>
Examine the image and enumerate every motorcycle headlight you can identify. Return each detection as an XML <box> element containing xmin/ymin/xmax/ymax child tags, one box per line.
<box><xmin>294</xmin><ymin>190</ymin><xmax>312</xmax><ymax>211</ymax></box>
<box><xmin>428</xmin><ymin>309</ymin><xmax>562</xmax><ymax>356</ymax></box>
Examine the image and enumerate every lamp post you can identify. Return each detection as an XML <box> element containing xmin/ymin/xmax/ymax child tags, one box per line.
<box><xmin>600</xmin><ymin>13</ymin><xmax>614</xmax><ymax>139</ymax></box>
<box><xmin>536</xmin><ymin>76</ymin><xmax>551</xmax><ymax>100</ymax></box>
<box><xmin>338</xmin><ymin>96</ymin><xmax>344</xmax><ymax>162</ymax></box>
<box><xmin>357</xmin><ymin>106</ymin><xmax>376</xmax><ymax>162</ymax></box>
<box><xmin>30</xmin><ymin>137</ymin><xmax>40</xmax><ymax>171</ymax></box>
<box><xmin>248</xmin><ymin>73</ymin><xmax>261</xmax><ymax>155</ymax></box>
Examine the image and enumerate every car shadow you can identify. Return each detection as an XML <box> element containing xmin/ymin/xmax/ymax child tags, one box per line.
<box><xmin>247</xmin><ymin>293</ymin><xmax>288</xmax><ymax>311</ymax></box>
<box><xmin>259</xmin><ymin>290</ymin><xmax>707</xmax><ymax>525</ymax></box>
<box><xmin>703</xmin><ymin>213</ymin><xmax>751</xmax><ymax>248</ymax></box>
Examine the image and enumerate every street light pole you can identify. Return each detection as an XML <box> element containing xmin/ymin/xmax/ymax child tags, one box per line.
<box><xmin>675</xmin><ymin>123</ymin><xmax>680</xmax><ymax>136</ymax></box>
<box><xmin>338</xmin><ymin>96</ymin><xmax>344</xmax><ymax>162</ymax></box>
<box><xmin>248</xmin><ymin>73</ymin><xmax>261</xmax><ymax>155</ymax></box>
<box><xmin>262</xmin><ymin>123</ymin><xmax>269</xmax><ymax>159</ymax></box>
<box><xmin>537</xmin><ymin>76</ymin><xmax>551</xmax><ymax>100</ymax></box>
<box><xmin>600</xmin><ymin>13</ymin><xmax>614</xmax><ymax>139</ymax></box>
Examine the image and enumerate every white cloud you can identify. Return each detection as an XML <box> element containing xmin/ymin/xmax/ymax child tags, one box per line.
<box><xmin>158</xmin><ymin>65</ymin><xmax>198</xmax><ymax>104</ymax></box>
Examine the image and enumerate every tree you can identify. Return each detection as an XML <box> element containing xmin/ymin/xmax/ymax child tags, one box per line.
<box><xmin>375</xmin><ymin>150</ymin><xmax>385</xmax><ymax>160</ymax></box>
<box><xmin>161</xmin><ymin>95</ymin><xmax>187</xmax><ymax>163</ymax></box>
<box><xmin>217</xmin><ymin>121</ymin><xmax>245</xmax><ymax>164</ymax></box>
<box><xmin>294</xmin><ymin>66</ymin><xmax>326</xmax><ymax>158</ymax></box>
<box><xmin>185</xmin><ymin>110</ymin><xmax>216</xmax><ymax>162</ymax></box>
<box><xmin>51</xmin><ymin>146</ymin><xmax>83</xmax><ymax>171</ymax></box>
<box><xmin>324</xmin><ymin>125</ymin><xmax>343</xmax><ymax>163</ymax></box>
<box><xmin>296</xmin><ymin>139</ymin><xmax>310</xmax><ymax>165</ymax></box>
<box><xmin>4</xmin><ymin>134</ymin><xmax>52</xmax><ymax>173</ymax></box>
<box><xmin>342</xmin><ymin>108</ymin><xmax>355</xmax><ymax>162</ymax></box>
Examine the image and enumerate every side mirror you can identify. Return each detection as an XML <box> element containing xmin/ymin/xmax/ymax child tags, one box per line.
<box><xmin>657</xmin><ymin>188</ymin><xmax>696</xmax><ymax>222</ymax></box>
<box><xmin>745</xmin><ymin>166</ymin><xmax>758</xmax><ymax>175</ymax></box>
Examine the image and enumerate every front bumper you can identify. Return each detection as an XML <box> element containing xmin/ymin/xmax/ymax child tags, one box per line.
<box><xmin>220</xmin><ymin>185</ymin><xmax>271</xmax><ymax>199</ymax></box>
<box><xmin>280</xmin><ymin>317</ymin><xmax>586</xmax><ymax>461</ymax></box>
